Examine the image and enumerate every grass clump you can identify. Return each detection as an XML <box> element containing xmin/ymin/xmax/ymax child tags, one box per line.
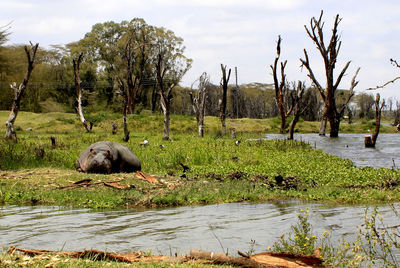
<box><xmin>272</xmin><ymin>206</ymin><xmax>400</xmax><ymax>267</ymax></box>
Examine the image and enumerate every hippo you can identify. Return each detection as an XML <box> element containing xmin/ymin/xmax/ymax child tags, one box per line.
<box><xmin>77</xmin><ymin>141</ymin><xmax>141</xmax><ymax>173</ymax></box>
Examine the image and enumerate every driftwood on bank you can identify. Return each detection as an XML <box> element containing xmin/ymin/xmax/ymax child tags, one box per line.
<box><xmin>190</xmin><ymin>249</ymin><xmax>326</xmax><ymax>268</ymax></box>
<box><xmin>8</xmin><ymin>246</ymin><xmax>327</xmax><ymax>267</ymax></box>
<box><xmin>134</xmin><ymin>171</ymin><xmax>158</xmax><ymax>183</ymax></box>
<box><xmin>57</xmin><ymin>171</ymin><xmax>158</xmax><ymax>190</ymax></box>
<box><xmin>57</xmin><ymin>178</ymin><xmax>127</xmax><ymax>190</ymax></box>
<box><xmin>7</xmin><ymin>246</ymin><xmax>187</xmax><ymax>264</ymax></box>
<box><xmin>5</xmin><ymin>43</ymin><xmax>39</xmax><ymax>141</ymax></box>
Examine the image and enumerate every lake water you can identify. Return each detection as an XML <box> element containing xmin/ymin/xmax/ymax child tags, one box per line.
<box><xmin>1</xmin><ymin>133</ymin><xmax>399</xmax><ymax>258</ymax></box>
<box><xmin>265</xmin><ymin>133</ymin><xmax>400</xmax><ymax>169</ymax></box>
<box><xmin>0</xmin><ymin>202</ymin><xmax>398</xmax><ymax>255</ymax></box>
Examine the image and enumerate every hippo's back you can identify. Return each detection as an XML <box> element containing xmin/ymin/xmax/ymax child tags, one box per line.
<box><xmin>113</xmin><ymin>142</ymin><xmax>141</xmax><ymax>172</ymax></box>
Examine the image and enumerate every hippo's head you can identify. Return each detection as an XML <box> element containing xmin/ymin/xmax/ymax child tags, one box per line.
<box><xmin>85</xmin><ymin>149</ymin><xmax>113</xmax><ymax>174</ymax></box>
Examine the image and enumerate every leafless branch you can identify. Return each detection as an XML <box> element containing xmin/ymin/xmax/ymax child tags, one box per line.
<box><xmin>366</xmin><ymin>76</ymin><xmax>400</xmax><ymax>90</ymax></box>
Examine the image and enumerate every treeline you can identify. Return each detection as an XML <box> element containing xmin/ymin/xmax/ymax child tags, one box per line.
<box><xmin>0</xmin><ymin>19</ymin><xmax>397</xmax><ymax>123</ymax></box>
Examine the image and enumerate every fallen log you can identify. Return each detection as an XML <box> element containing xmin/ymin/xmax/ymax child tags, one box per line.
<box><xmin>57</xmin><ymin>179</ymin><xmax>127</xmax><ymax>190</ymax></box>
<box><xmin>8</xmin><ymin>246</ymin><xmax>188</xmax><ymax>264</ymax></box>
<box><xmin>8</xmin><ymin>246</ymin><xmax>327</xmax><ymax>267</ymax></box>
<box><xmin>134</xmin><ymin>171</ymin><xmax>158</xmax><ymax>184</ymax></box>
<box><xmin>190</xmin><ymin>249</ymin><xmax>327</xmax><ymax>268</ymax></box>
<box><xmin>57</xmin><ymin>171</ymin><xmax>158</xmax><ymax>190</ymax></box>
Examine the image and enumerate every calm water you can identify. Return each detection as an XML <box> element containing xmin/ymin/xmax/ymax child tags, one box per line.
<box><xmin>265</xmin><ymin>133</ymin><xmax>400</xmax><ymax>169</ymax></box>
<box><xmin>0</xmin><ymin>202</ymin><xmax>398</xmax><ymax>255</ymax></box>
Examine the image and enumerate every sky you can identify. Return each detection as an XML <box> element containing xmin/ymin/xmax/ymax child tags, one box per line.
<box><xmin>1</xmin><ymin>0</ymin><xmax>400</xmax><ymax>100</ymax></box>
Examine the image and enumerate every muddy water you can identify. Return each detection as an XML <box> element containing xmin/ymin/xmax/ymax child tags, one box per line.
<box><xmin>0</xmin><ymin>202</ymin><xmax>397</xmax><ymax>255</ymax></box>
<box><xmin>265</xmin><ymin>133</ymin><xmax>400</xmax><ymax>169</ymax></box>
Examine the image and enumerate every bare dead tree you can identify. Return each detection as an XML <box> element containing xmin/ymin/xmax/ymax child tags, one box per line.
<box><xmin>117</xmin><ymin>78</ymin><xmax>130</xmax><ymax>142</ymax></box>
<box><xmin>73</xmin><ymin>53</ymin><xmax>93</xmax><ymax>132</ymax></box>
<box><xmin>154</xmin><ymin>29</ymin><xmax>191</xmax><ymax>141</ymax></box>
<box><xmin>5</xmin><ymin>42</ymin><xmax>39</xmax><ymax>141</ymax></box>
<box><xmin>271</xmin><ymin>35</ymin><xmax>297</xmax><ymax>133</ymax></box>
<box><xmin>365</xmin><ymin>93</ymin><xmax>385</xmax><ymax>147</ymax></box>
<box><xmin>288</xmin><ymin>81</ymin><xmax>306</xmax><ymax>140</ymax></box>
<box><xmin>219</xmin><ymin>64</ymin><xmax>231</xmax><ymax>134</ymax></box>
<box><xmin>190</xmin><ymin>72</ymin><xmax>209</xmax><ymax>137</ymax></box>
<box><xmin>300</xmin><ymin>11</ymin><xmax>360</xmax><ymax>137</ymax></box>
<box><xmin>156</xmin><ymin>54</ymin><xmax>174</xmax><ymax>141</ymax></box>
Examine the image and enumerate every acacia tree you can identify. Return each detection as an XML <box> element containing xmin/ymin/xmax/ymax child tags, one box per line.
<box><xmin>300</xmin><ymin>11</ymin><xmax>360</xmax><ymax>137</ymax></box>
<box><xmin>81</xmin><ymin>19</ymin><xmax>153</xmax><ymax>141</ymax></box>
<box><xmin>219</xmin><ymin>64</ymin><xmax>231</xmax><ymax>134</ymax></box>
<box><xmin>0</xmin><ymin>24</ymin><xmax>10</xmax><ymax>45</ymax></box>
<box><xmin>118</xmin><ymin>21</ymin><xmax>151</xmax><ymax>141</ymax></box>
<box><xmin>5</xmin><ymin>43</ymin><xmax>39</xmax><ymax>141</ymax></box>
<box><xmin>154</xmin><ymin>28</ymin><xmax>192</xmax><ymax>140</ymax></box>
<box><xmin>190</xmin><ymin>72</ymin><xmax>209</xmax><ymax>137</ymax></box>
<box><xmin>356</xmin><ymin>93</ymin><xmax>375</xmax><ymax>119</ymax></box>
<box><xmin>72</xmin><ymin>53</ymin><xmax>92</xmax><ymax>132</ymax></box>
<box><xmin>120</xmin><ymin>19</ymin><xmax>152</xmax><ymax>114</ymax></box>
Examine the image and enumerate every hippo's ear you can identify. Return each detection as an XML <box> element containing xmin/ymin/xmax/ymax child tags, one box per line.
<box><xmin>89</xmin><ymin>148</ymin><xmax>96</xmax><ymax>155</ymax></box>
<box><xmin>105</xmin><ymin>150</ymin><xmax>112</xmax><ymax>160</ymax></box>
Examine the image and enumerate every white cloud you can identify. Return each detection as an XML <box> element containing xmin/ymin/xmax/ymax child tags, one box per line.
<box><xmin>2</xmin><ymin>0</ymin><xmax>400</xmax><ymax>98</ymax></box>
<box><xmin>155</xmin><ymin>0</ymin><xmax>306</xmax><ymax>10</ymax></box>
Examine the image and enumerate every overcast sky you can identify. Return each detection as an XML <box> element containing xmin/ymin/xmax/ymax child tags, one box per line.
<box><xmin>1</xmin><ymin>0</ymin><xmax>400</xmax><ymax>99</ymax></box>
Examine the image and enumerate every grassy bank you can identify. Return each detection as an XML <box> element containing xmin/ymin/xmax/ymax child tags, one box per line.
<box><xmin>0</xmin><ymin>111</ymin><xmax>399</xmax><ymax>208</ymax></box>
<box><xmin>0</xmin><ymin>252</ymin><xmax>234</xmax><ymax>267</ymax></box>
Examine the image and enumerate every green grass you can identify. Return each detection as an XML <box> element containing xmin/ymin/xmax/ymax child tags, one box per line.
<box><xmin>0</xmin><ymin>111</ymin><xmax>399</xmax><ymax>208</ymax></box>
<box><xmin>0</xmin><ymin>251</ymin><xmax>234</xmax><ymax>267</ymax></box>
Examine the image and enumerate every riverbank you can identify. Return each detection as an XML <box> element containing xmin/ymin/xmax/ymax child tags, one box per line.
<box><xmin>1</xmin><ymin>111</ymin><xmax>400</xmax><ymax>208</ymax></box>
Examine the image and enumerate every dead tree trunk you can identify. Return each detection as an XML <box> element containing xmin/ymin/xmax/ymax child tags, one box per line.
<box><xmin>117</xmin><ymin>79</ymin><xmax>130</xmax><ymax>142</ymax></box>
<box><xmin>5</xmin><ymin>43</ymin><xmax>39</xmax><ymax>141</ymax></box>
<box><xmin>271</xmin><ymin>35</ymin><xmax>295</xmax><ymax>134</ymax></box>
<box><xmin>288</xmin><ymin>81</ymin><xmax>306</xmax><ymax>140</ymax></box>
<box><xmin>159</xmin><ymin>87</ymin><xmax>173</xmax><ymax>140</ymax></box>
<box><xmin>73</xmin><ymin>53</ymin><xmax>92</xmax><ymax>133</ymax></box>
<box><xmin>300</xmin><ymin>11</ymin><xmax>360</xmax><ymax>138</ymax></box>
<box><xmin>219</xmin><ymin>64</ymin><xmax>231</xmax><ymax>135</ymax></box>
<box><xmin>124</xmin><ymin>37</ymin><xmax>138</xmax><ymax>115</ymax></box>
<box><xmin>365</xmin><ymin>93</ymin><xmax>385</xmax><ymax>148</ymax></box>
<box><xmin>156</xmin><ymin>51</ymin><xmax>175</xmax><ymax>141</ymax></box>
<box><xmin>190</xmin><ymin>72</ymin><xmax>208</xmax><ymax>137</ymax></box>
<box><xmin>319</xmin><ymin>114</ymin><xmax>328</xmax><ymax>136</ymax></box>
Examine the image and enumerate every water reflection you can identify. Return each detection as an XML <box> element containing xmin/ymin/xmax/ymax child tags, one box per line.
<box><xmin>265</xmin><ymin>133</ymin><xmax>400</xmax><ymax>168</ymax></box>
<box><xmin>0</xmin><ymin>202</ymin><xmax>398</xmax><ymax>255</ymax></box>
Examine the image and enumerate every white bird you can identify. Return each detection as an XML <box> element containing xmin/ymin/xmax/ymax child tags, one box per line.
<box><xmin>140</xmin><ymin>140</ymin><xmax>149</xmax><ymax>146</ymax></box>
<box><xmin>235</xmin><ymin>140</ymin><xmax>241</xmax><ymax>146</ymax></box>
<box><xmin>160</xmin><ymin>144</ymin><xmax>165</xmax><ymax>149</ymax></box>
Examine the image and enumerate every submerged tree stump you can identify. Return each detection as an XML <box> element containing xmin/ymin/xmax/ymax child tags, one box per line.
<box><xmin>364</xmin><ymin>135</ymin><xmax>374</xmax><ymax>148</ymax></box>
